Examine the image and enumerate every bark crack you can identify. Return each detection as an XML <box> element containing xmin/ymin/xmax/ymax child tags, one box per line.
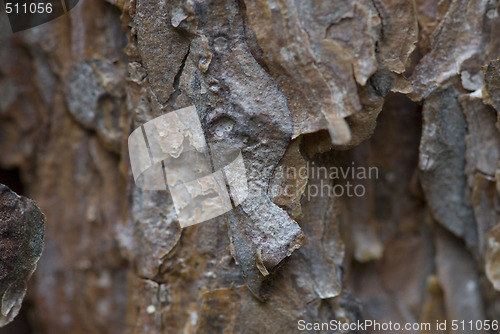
<box><xmin>165</xmin><ymin>45</ymin><xmax>191</xmax><ymax>107</ymax></box>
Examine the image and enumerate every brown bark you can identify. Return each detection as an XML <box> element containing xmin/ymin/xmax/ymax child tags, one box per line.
<box><xmin>1</xmin><ymin>0</ymin><xmax>500</xmax><ymax>333</ymax></box>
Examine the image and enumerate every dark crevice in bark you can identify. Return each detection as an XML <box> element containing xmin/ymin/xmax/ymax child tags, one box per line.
<box><xmin>165</xmin><ymin>45</ymin><xmax>191</xmax><ymax>107</ymax></box>
<box><xmin>0</xmin><ymin>167</ymin><xmax>24</xmax><ymax>195</ymax></box>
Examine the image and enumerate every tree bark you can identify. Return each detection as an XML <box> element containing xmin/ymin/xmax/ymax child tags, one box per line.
<box><xmin>1</xmin><ymin>0</ymin><xmax>500</xmax><ymax>333</ymax></box>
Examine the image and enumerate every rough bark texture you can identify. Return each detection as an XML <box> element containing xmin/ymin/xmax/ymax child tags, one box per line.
<box><xmin>0</xmin><ymin>184</ymin><xmax>44</xmax><ymax>327</ymax></box>
<box><xmin>1</xmin><ymin>0</ymin><xmax>500</xmax><ymax>333</ymax></box>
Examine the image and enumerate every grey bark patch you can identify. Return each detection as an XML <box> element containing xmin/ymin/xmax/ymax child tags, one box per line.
<box><xmin>174</xmin><ymin>0</ymin><xmax>306</xmax><ymax>299</ymax></box>
<box><xmin>0</xmin><ymin>184</ymin><xmax>44</xmax><ymax>327</ymax></box>
<box><xmin>66</xmin><ymin>59</ymin><xmax>127</xmax><ymax>153</ymax></box>
<box><xmin>419</xmin><ymin>87</ymin><xmax>478</xmax><ymax>247</ymax></box>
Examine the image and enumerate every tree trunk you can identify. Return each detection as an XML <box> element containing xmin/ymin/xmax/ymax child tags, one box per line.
<box><xmin>1</xmin><ymin>0</ymin><xmax>500</xmax><ymax>333</ymax></box>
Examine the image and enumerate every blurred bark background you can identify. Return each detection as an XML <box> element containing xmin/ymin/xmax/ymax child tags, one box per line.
<box><xmin>1</xmin><ymin>0</ymin><xmax>500</xmax><ymax>333</ymax></box>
